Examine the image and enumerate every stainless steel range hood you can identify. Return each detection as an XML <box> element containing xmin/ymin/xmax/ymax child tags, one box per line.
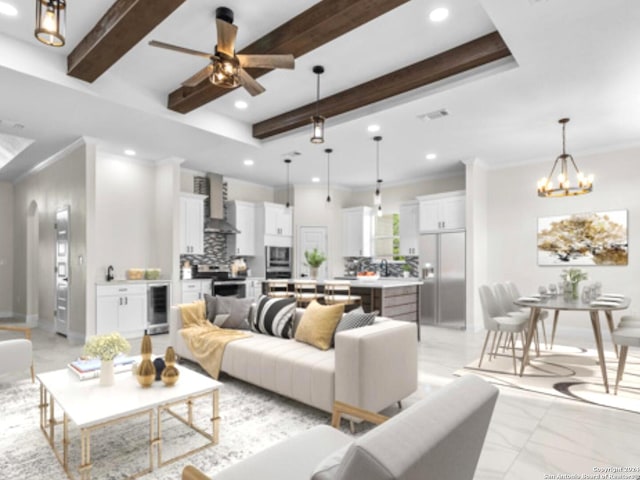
<box><xmin>204</xmin><ymin>173</ymin><xmax>240</xmax><ymax>234</ymax></box>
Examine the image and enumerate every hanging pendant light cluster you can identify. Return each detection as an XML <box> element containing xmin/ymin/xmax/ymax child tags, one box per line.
<box><xmin>373</xmin><ymin>136</ymin><xmax>383</xmax><ymax>217</ymax></box>
<box><xmin>310</xmin><ymin>66</ymin><xmax>325</xmax><ymax>144</ymax></box>
<box><xmin>35</xmin><ymin>0</ymin><xmax>66</xmax><ymax>47</ymax></box>
<box><xmin>284</xmin><ymin>158</ymin><xmax>292</xmax><ymax>208</ymax></box>
<box><xmin>325</xmin><ymin>148</ymin><xmax>332</xmax><ymax>203</ymax></box>
<box><xmin>537</xmin><ymin>118</ymin><xmax>594</xmax><ymax>197</ymax></box>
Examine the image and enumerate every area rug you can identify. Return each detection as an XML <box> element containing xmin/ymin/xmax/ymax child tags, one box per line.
<box><xmin>0</xmin><ymin>366</ymin><xmax>371</xmax><ymax>480</ymax></box>
<box><xmin>456</xmin><ymin>343</ymin><xmax>640</xmax><ymax>414</ymax></box>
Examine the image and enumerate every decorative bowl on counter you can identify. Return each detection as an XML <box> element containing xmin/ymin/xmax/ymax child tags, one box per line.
<box><xmin>126</xmin><ymin>268</ymin><xmax>145</xmax><ymax>280</ymax></box>
<box><xmin>145</xmin><ymin>268</ymin><xmax>161</xmax><ymax>280</ymax></box>
<box><xmin>356</xmin><ymin>272</ymin><xmax>380</xmax><ymax>281</ymax></box>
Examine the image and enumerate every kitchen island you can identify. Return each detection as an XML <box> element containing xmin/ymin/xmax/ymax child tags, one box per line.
<box><xmin>262</xmin><ymin>278</ymin><xmax>422</xmax><ymax>340</ymax></box>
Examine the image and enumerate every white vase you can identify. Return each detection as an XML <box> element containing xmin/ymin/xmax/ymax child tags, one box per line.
<box><xmin>100</xmin><ymin>359</ymin><xmax>115</xmax><ymax>387</ymax></box>
<box><xmin>309</xmin><ymin>267</ymin><xmax>318</xmax><ymax>279</ymax></box>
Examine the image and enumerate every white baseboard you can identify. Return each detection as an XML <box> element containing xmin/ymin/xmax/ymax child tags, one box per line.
<box><xmin>0</xmin><ymin>311</ymin><xmax>12</xmax><ymax>319</ymax></box>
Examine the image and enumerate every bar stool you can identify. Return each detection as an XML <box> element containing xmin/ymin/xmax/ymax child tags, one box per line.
<box><xmin>266</xmin><ymin>279</ymin><xmax>293</xmax><ymax>298</ymax></box>
<box><xmin>323</xmin><ymin>280</ymin><xmax>361</xmax><ymax>307</ymax></box>
<box><xmin>293</xmin><ymin>279</ymin><xmax>323</xmax><ymax>307</ymax></box>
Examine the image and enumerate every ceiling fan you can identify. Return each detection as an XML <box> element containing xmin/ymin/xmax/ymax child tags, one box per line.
<box><xmin>149</xmin><ymin>7</ymin><xmax>295</xmax><ymax>96</ymax></box>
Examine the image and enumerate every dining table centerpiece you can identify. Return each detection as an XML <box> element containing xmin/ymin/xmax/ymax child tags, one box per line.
<box><xmin>83</xmin><ymin>332</ymin><xmax>131</xmax><ymax>386</ymax></box>
<box><xmin>562</xmin><ymin>267</ymin><xmax>588</xmax><ymax>300</ymax></box>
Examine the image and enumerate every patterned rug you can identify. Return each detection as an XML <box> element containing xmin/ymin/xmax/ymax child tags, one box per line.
<box><xmin>456</xmin><ymin>343</ymin><xmax>640</xmax><ymax>414</ymax></box>
<box><xmin>0</xmin><ymin>365</ymin><xmax>370</xmax><ymax>479</ymax></box>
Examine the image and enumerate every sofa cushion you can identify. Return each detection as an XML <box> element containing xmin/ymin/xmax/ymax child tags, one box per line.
<box><xmin>295</xmin><ymin>300</ymin><xmax>344</xmax><ymax>350</ymax></box>
<box><xmin>215</xmin><ymin>296</ymin><xmax>253</xmax><ymax>330</ymax></box>
<box><xmin>311</xmin><ymin>444</ymin><xmax>351</xmax><ymax>480</ymax></box>
<box><xmin>251</xmin><ymin>295</ymin><xmax>296</xmax><ymax>338</ymax></box>
<box><xmin>332</xmin><ymin>308</ymin><xmax>378</xmax><ymax>346</ymax></box>
<box><xmin>204</xmin><ymin>293</ymin><xmax>217</xmax><ymax>323</ymax></box>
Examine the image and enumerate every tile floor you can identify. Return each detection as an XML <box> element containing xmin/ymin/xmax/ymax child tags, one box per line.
<box><xmin>1</xmin><ymin>321</ymin><xmax>639</xmax><ymax>479</ymax></box>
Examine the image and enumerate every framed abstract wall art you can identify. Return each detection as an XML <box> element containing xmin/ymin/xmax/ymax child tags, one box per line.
<box><xmin>537</xmin><ymin>210</ymin><xmax>628</xmax><ymax>266</ymax></box>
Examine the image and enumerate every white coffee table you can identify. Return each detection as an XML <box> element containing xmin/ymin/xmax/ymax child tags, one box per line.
<box><xmin>37</xmin><ymin>366</ymin><xmax>222</xmax><ymax>480</ymax></box>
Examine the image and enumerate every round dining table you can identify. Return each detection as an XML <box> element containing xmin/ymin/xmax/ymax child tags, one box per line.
<box><xmin>513</xmin><ymin>295</ymin><xmax>630</xmax><ymax>393</ymax></box>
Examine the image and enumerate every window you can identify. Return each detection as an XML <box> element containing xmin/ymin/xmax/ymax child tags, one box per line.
<box><xmin>374</xmin><ymin>213</ymin><xmax>402</xmax><ymax>260</ymax></box>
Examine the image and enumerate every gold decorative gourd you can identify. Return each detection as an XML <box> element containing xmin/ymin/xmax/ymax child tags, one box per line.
<box><xmin>161</xmin><ymin>346</ymin><xmax>180</xmax><ymax>387</ymax></box>
<box><xmin>136</xmin><ymin>334</ymin><xmax>156</xmax><ymax>388</ymax></box>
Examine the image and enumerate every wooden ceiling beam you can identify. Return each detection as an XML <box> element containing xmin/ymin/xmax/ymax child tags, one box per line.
<box><xmin>67</xmin><ymin>0</ymin><xmax>187</xmax><ymax>83</ymax></box>
<box><xmin>167</xmin><ymin>0</ymin><xmax>410</xmax><ymax>114</ymax></box>
<box><xmin>252</xmin><ymin>32</ymin><xmax>512</xmax><ymax>139</ymax></box>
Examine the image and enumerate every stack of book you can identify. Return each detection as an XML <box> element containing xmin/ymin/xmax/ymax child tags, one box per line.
<box><xmin>68</xmin><ymin>356</ymin><xmax>136</xmax><ymax>380</ymax></box>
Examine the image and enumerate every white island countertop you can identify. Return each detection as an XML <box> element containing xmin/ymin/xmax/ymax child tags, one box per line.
<box><xmin>96</xmin><ymin>279</ymin><xmax>171</xmax><ymax>286</ymax></box>
<box><xmin>271</xmin><ymin>278</ymin><xmax>423</xmax><ymax>288</ymax></box>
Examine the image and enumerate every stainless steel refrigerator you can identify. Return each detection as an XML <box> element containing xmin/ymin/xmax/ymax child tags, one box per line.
<box><xmin>419</xmin><ymin>231</ymin><xmax>466</xmax><ymax>329</ymax></box>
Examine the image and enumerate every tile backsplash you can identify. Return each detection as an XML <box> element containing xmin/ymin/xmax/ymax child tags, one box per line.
<box><xmin>344</xmin><ymin>256</ymin><xmax>419</xmax><ymax>277</ymax></box>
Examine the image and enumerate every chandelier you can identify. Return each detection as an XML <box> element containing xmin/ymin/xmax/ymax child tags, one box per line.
<box><xmin>537</xmin><ymin>118</ymin><xmax>593</xmax><ymax>197</ymax></box>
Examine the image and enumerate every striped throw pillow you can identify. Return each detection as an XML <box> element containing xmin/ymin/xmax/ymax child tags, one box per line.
<box><xmin>251</xmin><ymin>295</ymin><xmax>296</xmax><ymax>338</ymax></box>
<box><xmin>335</xmin><ymin>309</ymin><xmax>377</xmax><ymax>334</ymax></box>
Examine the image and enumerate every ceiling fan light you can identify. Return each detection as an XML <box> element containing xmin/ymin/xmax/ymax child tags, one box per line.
<box><xmin>210</xmin><ymin>53</ymin><xmax>240</xmax><ymax>88</ymax></box>
<box><xmin>35</xmin><ymin>0</ymin><xmax>66</xmax><ymax>47</ymax></box>
<box><xmin>311</xmin><ymin>115</ymin><xmax>325</xmax><ymax>144</ymax></box>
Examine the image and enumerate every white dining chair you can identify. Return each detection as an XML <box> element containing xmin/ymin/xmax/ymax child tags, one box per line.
<box><xmin>619</xmin><ymin>315</ymin><xmax>640</xmax><ymax>328</ymax></box>
<box><xmin>612</xmin><ymin>327</ymin><xmax>640</xmax><ymax>395</ymax></box>
<box><xmin>505</xmin><ymin>281</ymin><xmax>556</xmax><ymax>349</ymax></box>
<box><xmin>478</xmin><ymin>285</ymin><xmax>528</xmax><ymax>374</ymax></box>
<box><xmin>493</xmin><ymin>283</ymin><xmax>536</xmax><ymax>355</ymax></box>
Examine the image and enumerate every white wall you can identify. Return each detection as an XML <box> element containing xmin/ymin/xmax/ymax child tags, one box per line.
<box><xmin>0</xmin><ymin>182</ymin><xmax>13</xmax><ymax>317</ymax></box>
<box><xmin>13</xmin><ymin>142</ymin><xmax>88</xmax><ymax>339</ymax></box>
<box><xmin>226</xmin><ymin>177</ymin><xmax>274</xmax><ymax>203</ymax></box>
<box><xmin>484</xmin><ymin>146</ymin><xmax>640</xmax><ymax>330</ymax></box>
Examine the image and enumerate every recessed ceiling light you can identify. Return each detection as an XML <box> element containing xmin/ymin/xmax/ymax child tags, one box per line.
<box><xmin>243</xmin><ymin>159</ymin><xmax>254</xmax><ymax>166</ymax></box>
<box><xmin>367</xmin><ymin>124</ymin><xmax>380</xmax><ymax>133</ymax></box>
<box><xmin>235</xmin><ymin>100</ymin><xmax>248</xmax><ymax>110</ymax></box>
<box><xmin>425</xmin><ymin>153</ymin><xmax>437</xmax><ymax>160</ymax></box>
<box><xmin>311</xmin><ymin>177</ymin><xmax>320</xmax><ymax>183</ymax></box>
<box><xmin>124</xmin><ymin>149</ymin><xmax>136</xmax><ymax>156</ymax></box>
<box><xmin>429</xmin><ymin>7</ymin><xmax>449</xmax><ymax>22</ymax></box>
<box><xmin>0</xmin><ymin>2</ymin><xmax>18</xmax><ymax>17</ymax></box>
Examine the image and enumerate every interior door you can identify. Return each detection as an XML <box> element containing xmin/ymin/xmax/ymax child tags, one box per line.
<box><xmin>298</xmin><ymin>226</ymin><xmax>328</xmax><ymax>279</ymax></box>
<box><xmin>55</xmin><ymin>206</ymin><xmax>70</xmax><ymax>336</ymax></box>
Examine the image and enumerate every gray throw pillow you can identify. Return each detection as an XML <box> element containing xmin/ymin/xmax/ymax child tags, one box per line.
<box><xmin>311</xmin><ymin>444</ymin><xmax>351</xmax><ymax>480</ymax></box>
<box><xmin>215</xmin><ymin>296</ymin><xmax>253</xmax><ymax>330</ymax></box>
<box><xmin>204</xmin><ymin>293</ymin><xmax>217</xmax><ymax>323</ymax></box>
<box><xmin>332</xmin><ymin>308</ymin><xmax>378</xmax><ymax>347</ymax></box>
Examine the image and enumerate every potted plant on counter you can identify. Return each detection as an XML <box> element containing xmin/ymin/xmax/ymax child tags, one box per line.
<box><xmin>402</xmin><ymin>263</ymin><xmax>412</xmax><ymax>278</ymax></box>
<box><xmin>304</xmin><ymin>248</ymin><xmax>326</xmax><ymax>279</ymax></box>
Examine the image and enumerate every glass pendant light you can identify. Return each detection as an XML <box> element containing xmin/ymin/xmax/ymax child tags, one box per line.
<box><xmin>35</xmin><ymin>0</ymin><xmax>66</xmax><ymax>47</ymax></box>
<box><xmin>284</xmin><ymin>158</ymin><xmax>292</xmax><ymax>208</ymax></box>
<box><xmin>310</xmin><ymin>66</ymin><xmax>325</xmax><ymax>144</ymax></box>
<box><xmin>373</xmin><ymin>136</ymin><xmax>383</xmax><ymax>211</ymax></box>
<box><xmin>325</xmin><ymin>148</ymin><xmax>332</xmax><ymax>203</ymax></box>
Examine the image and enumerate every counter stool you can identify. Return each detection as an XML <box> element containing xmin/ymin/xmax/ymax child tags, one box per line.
<box><xmin>612</xmin><ymin>327</ymin><xmax>640</xmax><ymax>394</ymax></box>
<box><xmin>293</xmin><ymin>279</ymin><xmax>323</xmax><ymax>307</ymax></box>
<box><xmin>323</xmin><ymin>280</ymin><xmax>361</xmax><ymax>307</ymax></box>
<box><xmin>266</xmin><ymin>280</ymin><xmax>293</xmax><ymax>298</ymax></box>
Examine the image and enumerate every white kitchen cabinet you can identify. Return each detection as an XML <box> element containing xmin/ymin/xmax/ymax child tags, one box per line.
<box><xmin>226</xmin><ymin>201</ymin><xmax>256</xmax><ymax>256</ymax></box>
<box><xmin>96</xmin><ymin>284</ymin><xmax>147</xmax><ymax>339</ymax></box>
<box><xmin>180</xmin><ymin>193</ymin><xmax>207</xmax><ymax>254</ymax></box>
<box><xmin>181</xmin><ymin>279</ymin><xmax>211</xmax><ymax>303</ymax></box>
<box><xmin>417</xmin><ymin>191</ymin><xmax>465</xmax><ymax>233</ymax></box>
<box><xmin>342</xmin><ymin>206</ymin><xmax>374</xmax><ymax>257</ymax></box>
<box><xmin>245</xmin><ymin>277</ymin><xmax>265</xmax><ymax>301</ymax></box>
<box><xmin>399</xmin><ymin>201</ymin><xmax>419</xmax><ymax>255</ymax></box>
<box><xmin>260</xmin><ymin>202</ymin><xmax>292</xmax><ymax>247</ymax></box>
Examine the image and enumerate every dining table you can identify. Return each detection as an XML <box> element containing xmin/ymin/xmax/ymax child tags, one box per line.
<box><xmin>514</xmin><ymin>294</ymin><xmax>631</xmax><ymax>393</ymax></box>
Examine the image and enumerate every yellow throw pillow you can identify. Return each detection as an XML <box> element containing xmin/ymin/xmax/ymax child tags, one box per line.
<box><xmin>180</xmin><ymin>300</ymin><xmax>207</xmax><ymax>327</ymax></box>
<box><xmin>294</xmin><ymin>300</ymin><xmax>344</xmax><ymax>350</ymax></box>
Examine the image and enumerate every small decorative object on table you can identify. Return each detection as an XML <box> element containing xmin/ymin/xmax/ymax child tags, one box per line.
<box><xmin>562</xmin><ymin>267</ymin><xmax>588</xmax><ymax>300</ymax></box>
<box><xmin>136</xmin><ymin>334</ymin><xmax>156</xmax><ymax>388</ymax></box>
<box><xmin>161</xmin><ymin>347</ymin><xmax>180</xmax><ymax>387</ymax></box>
<box><xmin>83</xmin><ymin>332</ymin><xmax>131</xmax><ymax>387</ymax></box>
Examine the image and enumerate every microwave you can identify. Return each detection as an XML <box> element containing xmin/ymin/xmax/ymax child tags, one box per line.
<box><xmin>266</xmin><ymin>246</ymin><xmax>292</xmax><ymax>272</ymax></box>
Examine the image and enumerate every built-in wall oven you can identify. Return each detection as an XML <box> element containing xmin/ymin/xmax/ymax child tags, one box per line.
<box><xmin>266</xmin><ymin>246</ymin><xmax>292</xmax><ymax>279</ymax></box>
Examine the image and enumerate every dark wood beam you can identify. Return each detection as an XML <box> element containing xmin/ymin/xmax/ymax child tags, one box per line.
<box><xmin>67</xmin><ymin>0</ymin><xmax>187</xmax><ymax>83</ymax></box>
<box><xmin>252</xmin><ymin>32</ymin><xmax>512</xmax><ymax>139</ymax></box>
<box><xmin>167</xmin><ymin>0</ymin><xmax>410</xmax><ymax>114</ymax></box>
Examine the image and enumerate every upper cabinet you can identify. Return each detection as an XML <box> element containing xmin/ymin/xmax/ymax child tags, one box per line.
<box><xmin>180</xmin><ymin>193</ymin><xmax>207</xmax><ymax>255</ymax></box>
<box><xmin>342</xmin><ymin>206</ymin><xmax>374</xmax><ymax>257</ymax></box>
<box><xmin>226</xmin><ymin>200</ymin><xmax>256</xmax><ymax>256</ymax></box>
<box><xmin>260</xmin><ymin>202</ymin><xmax>292</xmax><ymax>247</ymax></box>
<box><xmin>399</xmin><ymin>201</ymin><xmax>419</xmax><ymax>255</ymax></box>
<box><xmin>417</xmin><ymin>191</ymin><xmax>465</xmax><ymax>233</ymax></box>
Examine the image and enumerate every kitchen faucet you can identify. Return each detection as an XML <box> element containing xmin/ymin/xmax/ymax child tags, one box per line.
<box><xmin>379</xmin><ymin>259</ymin><xmax>389</xmax><ymax>277</ymax></box>
<box><xmin>106</xmin><ymin>265</ymin><xmax>114</xmax><ymax>282</ymax></box>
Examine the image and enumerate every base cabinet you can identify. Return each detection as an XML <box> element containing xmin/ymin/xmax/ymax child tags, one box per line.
<box><xmin>181</xmin><ymin>280</ymin><xmax>212</xmax><ymax>303</ymax></box>
<box><xmin>96</xmin><ymin>284</ymin><xmax>147</xmax><ymax>339</ymax></box>
<box><xmin>245</xmin><ymin>277</ymin><xmax>265</xmax><ymax>301</ymax></box>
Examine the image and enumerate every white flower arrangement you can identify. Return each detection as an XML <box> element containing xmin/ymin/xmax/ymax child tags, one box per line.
<box><xmin>83</xmin><ymin>332</ymin><xmax>131</xmax><ymax>361</ymax></box>
<box><xmin>562</xmin><ymin>267</ymin><xmax>588</xmax><ymax>285</ymax></box>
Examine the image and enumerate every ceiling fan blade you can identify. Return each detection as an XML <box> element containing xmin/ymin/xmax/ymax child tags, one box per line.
<box><xmin>182</xmin><ymin>64</ymin><xmax>214</xmax><ymax>87</ymax></box>
<box><xmin>237</xmin><ymin>54</ymin><xmax>295</xmax><ymax>70</ymax></box>
<box><xmin>238</xmin><ymin>68</ymin><xmax>266</xmax><ymax>96</ymax></box>
<box><xmin>149</xmin><ymin>40</ymin><xmax>212</xmax><ymax>60</ymax></box>
<box><xmin>216</xmin><ymin>18</ymin><xmax>238</xmax><ymax>57</ymax></box>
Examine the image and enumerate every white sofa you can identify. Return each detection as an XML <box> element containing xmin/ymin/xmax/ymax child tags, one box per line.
<box><xmin>183</xmin><ymin>375</ymin><xmax>499</xmax><ymax>480</ymax></box>
<box><xmin>169</xmin><ymin>306</ymin><xmax>418</xmax><ymax>414</ymax></box>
